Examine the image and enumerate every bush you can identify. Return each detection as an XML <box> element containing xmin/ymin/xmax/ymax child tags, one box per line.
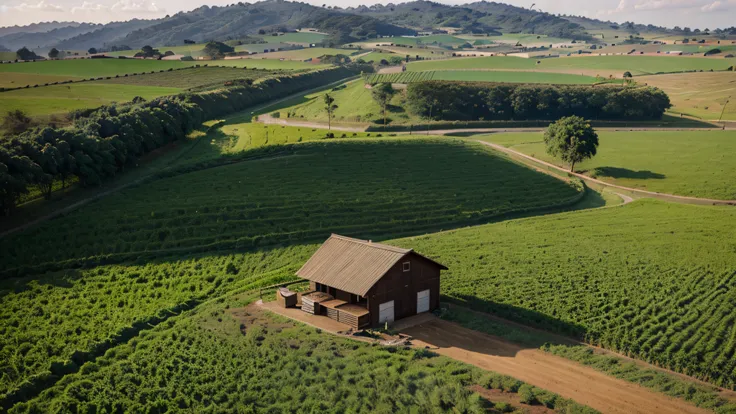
<box><xmin>518</xmin><ymin>384</ymin><xmax>537</xmax><ymax>404</ymax></box>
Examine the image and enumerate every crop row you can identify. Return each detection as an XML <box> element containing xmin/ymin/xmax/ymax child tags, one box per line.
<box><xmin>0</xmin><ymin>245</ymin><xmax>313</xmax><ymax>399</ymax></box>
<box><xmin>395</xmin><ymin>200</ymin><xmax>736</xmax><ymax>389</ymax></box>
<box><xmin>366</xmin><ymin>71</ymin><xmax>436</xmax><ymax>84</ymax></box>
<box><xmin>0</xmin><ymin>140</ymin><xmax>582</xmax><ymax>273</ymax></box>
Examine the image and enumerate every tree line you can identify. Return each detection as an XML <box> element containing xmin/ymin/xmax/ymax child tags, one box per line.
<box><xmin>0</xmin><ymin>66</ymin><xmax>366</xmax><ymax>216</ymax></box>
<box><xmin>406</xmin><ymin>82</ymin><xmax>671</xmax><ymax>121</ymax></box>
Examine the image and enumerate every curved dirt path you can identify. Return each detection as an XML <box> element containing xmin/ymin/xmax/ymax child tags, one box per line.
<box><xmin>476</xmin><ymin>140</ymin><xmax>736</xmax><ymax>206</ymax></box>
<box><xmin>403</xmin><ymin>318</ymin><xmax>709</xmax><ymax>414</ymax></box>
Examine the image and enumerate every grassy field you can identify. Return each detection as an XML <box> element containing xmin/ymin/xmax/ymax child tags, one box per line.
<box><xmin>388</xmin><ymin>35</ymin><xmax>467</xmax><ymax>46</ymax></box>
<box><xmin>394</xmin><ymin>199</ymin><xmax>736</xmax><ymax>388</ymax></box>
<box><xmin>638</xmin><ymin>71</ymin><xmax>736</xmax><ymax>120</ymax></box>
<box><xmin>0</xmin><ymin>139</ymin><xmax>582</xmax><ymax>273</ymax></box>
<box><xmin>0</xmin><ymin>83</ymin><xmax>182</xmax><ymax>116</ymax></box>
<box><xmin>367</xmin><ymin>70</ymin><xmax>604</xmax><ymax>84</ymax></box>
<box><xmin>0</xmin><ymin>72</ymin><xmax>83</xmax><ymax>89</ymax></box>
<box><xmin>478</xmin><ymin>130</ymin><xmax>736</xmax><ymax>199</ymax></box>
<box><xmin>221</xmin><ymin>123</ymin><xmax>374</xmax><ymax>152</ymax></box>
<box><xmin>0</xmin><ymin>58</ymin><xmax>325</xmax><ymax>81</ymax></box>
<box><xmin>97</xmin><ymin>67</ymin><xmax>285</xmax><ymax>90</ymax></box>
<box><xmin>407</xmin><ymin>55</ymin><xmax>736</xmax><ymax>76</ymax></box>
<box><xmin>258</xmin><ymin>32</ymin><xmax>328</xmax><ymax>44</ymax></box>
<box><xmin>360</xmin><ymin>51</ymin><xmax>400</xmax><ymax>63</ymax></box>
<box><xmin>281</xmin><ymin>80</ymin><xmax>414</xmax><ymax>124</ymax></box>
<box><xmin>239</xmin><ymin>47</ymin><xmax>355</xmax><ymax>61</ymax></box>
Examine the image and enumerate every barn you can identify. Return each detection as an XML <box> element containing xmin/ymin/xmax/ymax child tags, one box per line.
<box><xmin>295</xmin><ymin>234</ymin><xmax>447</xmax><ymax>329</ymax></box>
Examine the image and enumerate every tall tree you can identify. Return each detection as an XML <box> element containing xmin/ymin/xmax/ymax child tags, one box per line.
<box><xmin>323</xmin><ymin>93</ymin><xmax>338</xmax><ymax>130</ymax></box>
<box><xmin>371</xmin><ymin>83</ymin><xmax>395</xmax><ymax>126</ymax></box>
<box><xmin>544</xmin><ymin>116</ymin><xmax>599</xmax><ymax>173</ymax></box>
<box><xmin>48</xmin><ymin>48</ymin><xmax>60</xmax><ymax>59</ymax></box>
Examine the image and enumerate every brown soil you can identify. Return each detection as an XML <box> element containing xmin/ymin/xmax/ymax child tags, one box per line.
<box><xmin>469</xmin><ymin>385</ymin><xmax>554</xmax><ymax>414</ymax></box>
<box><xmin>403</xmin><ymin>318</ymin><xmax>709</xmax><ymax>414</ymax></box>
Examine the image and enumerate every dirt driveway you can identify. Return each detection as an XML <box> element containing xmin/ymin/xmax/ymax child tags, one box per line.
<box><xmin>402</xmin><ymin>318</ymin><xmax>708</xmax><ymax>414</ymax></box>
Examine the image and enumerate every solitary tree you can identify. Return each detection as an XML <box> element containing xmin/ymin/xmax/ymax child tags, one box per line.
<box><xmin>48</xmin><ymin>48</ymin><xmax>60</xmax><ymax>59</ymax></box>
<box><xmin>88</xmin><ymin>47</ymin><xmax>98</xmax><ymax>55</ymax></box>
<box><xmin>323</xmin><ymin>93</ymin><xmax>338</xmax><ymax>130</ymax></box>
<box><xmin>544</xmin><ymin>116</ymin><xmax>599</xmax><ymax>172</ymax></box>
<box><xmin>623</xmin><ymin>71</ymin><xmax>633</xmax><ymax>85</ymax></box>
<box><xmin>371</xmin><ymin>83</ymin><xmax>396</xmax><ymax>126</ymax></box>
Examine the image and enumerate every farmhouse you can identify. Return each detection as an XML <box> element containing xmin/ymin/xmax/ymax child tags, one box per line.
<box><xmin>291</xmin><ymin>234</ymin><xmax>447</xmax><ymax>329</ymax></box>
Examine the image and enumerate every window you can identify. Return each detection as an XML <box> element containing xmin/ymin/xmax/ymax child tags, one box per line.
<box><xmin>403</xmin><ymin>261</ymin><xmax>411</xmax><ymax>272</ymax></box>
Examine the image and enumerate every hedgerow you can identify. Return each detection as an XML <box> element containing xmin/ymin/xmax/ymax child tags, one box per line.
<box><xmin>406</xmin><ymin>81</ymin><xmax>671</xmax><ymax>121</ymax></box>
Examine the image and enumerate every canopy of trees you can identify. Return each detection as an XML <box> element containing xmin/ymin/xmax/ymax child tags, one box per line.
<box><xmin>544</xmin><ymin>116</ymin><xmax>599</xmax><ymax>172</ymax></box>
<box><xmin>48</xmin><ymin>48</ymin><xmax>59</xmax><ymax>59</ymax></box>
<box><xmin>135</xmin><ymin>45</ymin><xmax>162</xmax><ymax>58</ymax></box>
<box><xmin>203</xmin><ymin>41</ymin><xmax>234</xmax><ymax>59</ymax></box>
<box><xmin>15</xmin><ymin>47</ymin><xmax>38</xmax><ymax>61</ymax></box>
<box><xmin>407</xmin><ymin>82</ymin><xmax>671</xmax><ymax>121</ymax></box>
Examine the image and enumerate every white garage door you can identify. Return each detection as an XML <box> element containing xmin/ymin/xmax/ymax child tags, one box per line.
<box><xmin>378</xmin><ymin>300</ymin><xmax>394</xmax><ymax>324</ymax></box>
<box><xmin>417</xmin><ymin>289</ymin><xmax>430</xmax><ymax>314</ymax></box>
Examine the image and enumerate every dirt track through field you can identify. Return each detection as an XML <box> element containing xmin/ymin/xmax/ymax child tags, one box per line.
<box><xmin>403</xmin><ymin>318</ymin><xmax>708</xmax><ymax>414</ymax></box>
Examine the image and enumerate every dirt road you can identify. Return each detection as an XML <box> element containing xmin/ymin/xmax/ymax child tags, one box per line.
<box><xmin>403</xmin><ymin>318</ymin><xmax>708</xmax><ymax>414</ymax></box>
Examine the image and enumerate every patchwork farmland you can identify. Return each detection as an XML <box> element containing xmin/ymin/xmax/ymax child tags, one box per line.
<box><xmin>3</xmin><ymin>2</ymin><xmax>736</xmax><ymax>412</ymax></box>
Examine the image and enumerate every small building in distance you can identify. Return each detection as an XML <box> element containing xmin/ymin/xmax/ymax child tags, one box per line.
<box><xmin>295</xmin><ymin>234</ymin><xmax>447</xmax><ymax>329</ymax></box>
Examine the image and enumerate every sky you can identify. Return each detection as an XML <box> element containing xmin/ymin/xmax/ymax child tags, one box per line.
<box><xmin>1</xmin><ymin>0</ymin><xmax>735</xmax><ymax>29</ymax></box>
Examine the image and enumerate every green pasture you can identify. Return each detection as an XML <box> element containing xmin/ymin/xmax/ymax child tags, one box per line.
<box><xmin>388</xmin><ymin>35</ymin><xmax>467</xmax><ymax>46</ymax></box>
<box><xmin>258</xmin><ymin>32</ymin><xmax>328</xmax><ymax>44</ymax></box>
<box><xmin>241</xmin><ymin>47</ymin><xmax>355</xmax><ymax>60</ymax></box>
<box><xmin>97</xmin><ymin>66</ymin><xmax>284</xmax><ymax>90</ymax></box>
<box><xmin>478</xmin><ymin>130</ymin><xmax>736</xmax><ymax>199</ymax></box>
<box><xmin>281</xmin><ymin>80</ymin><xmax>412</xmax><ymax>124</ymax></box>
<box><xmin>394</xmin><ymin>199</ymin><xmax>736</xmax><ymax>388</ymax></box>
<box><xmin>0</xmin><ymin>72</ymin><xmax>83</xmax><ymax>89</ymax></box>
<box><xmin>0</xmin><ymin>58</ymin><xmax>325</xmax><ymax>81</ymax></box>
<box><xmin>0</xmin><ymin>83</ymin><xmax>182</xmax><ymax>117</ymax></box>
<box><xmin>0</xmin><ymin>52</ymin><xmax>17</xmax><ymax>61</ymax></box>
<box><xmin>221</xmin><ymin>123</ymin><xmax>373</xmax><ymax>152</ymax></box>
<box><xmin>407</xmin><ymin>55</ymin><xmax>736</xmax><ymax>75</ymax></box>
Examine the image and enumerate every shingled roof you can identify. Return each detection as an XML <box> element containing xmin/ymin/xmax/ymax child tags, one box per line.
<box><xmin>296</xmin><ymin>234</ymin><xmax>447</xmax><ymax>297</ymax></box>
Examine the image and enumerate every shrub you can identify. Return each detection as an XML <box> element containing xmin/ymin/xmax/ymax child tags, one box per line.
<box><xmin>518</xmin><ymin>384</ymin><xmax>537</xmax><ymax>404</ymax></box>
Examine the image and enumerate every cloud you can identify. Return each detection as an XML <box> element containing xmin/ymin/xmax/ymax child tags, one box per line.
<box><xmin>1</xmin><ymin>0</ymin><xmax>65</xmax><ymax>13</ymax></box>
<box><xmin>71</xmin><ymin>0</ymin><xmax>162</xmax><ymax>14</ymax></box>
<box><xmin>700</xmin><ymin>0</ymin><xmax>736</xmax><ymax>11</ymax></box>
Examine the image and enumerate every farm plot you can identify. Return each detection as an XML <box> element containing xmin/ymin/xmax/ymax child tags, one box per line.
<box><xmin>392</xmin><ymin>199</ymin><xmax>736</xmax><ymax>389</ymax></box>
<box><xmin>9</xmin><ymin>289</ymin><xmax>593</xmax><ymax>413</ymax></box>
<box><xmin>221</xmin><ymin>123</ymin><xmax>374</xmax><ymax>152</ymax></box>
<box><xmin>478</xmin><ymin>130</ymin><xmax>736</xmax><ymax>200</ymax></box>
<box><xmin>0</xmin><ymin>83</ymin><xmax>182</xmax><ymax>117</ymax></box>
<box><xmin>0</xmin><ymin>246</ymin><xmax>312</xmax><ymax>402</ymax></box>
<box><xmin>257</xmin><ymin>31</ymin><xmax>328</xmax><ymax>44</ymax></box>
<box><xmin>97</xmin><ymin>67</ymin><xmax>286</xmax><ymax>90</ymax></box>
<box><xmin>0</xmin><ymin>72</ymin><xmax>82</xmax><ymax>90</ymax></box>
<box><xmin>407</xmin><ymin>55</ymin><xmax>736</xmax><ymax>76</ymax></box>
<box><xmin>0</xmin><ymin>139</ymin><xmax>583</xmax><ymax>273</ymax></box>
<box><xmin>638</xmin><ymin>71</ymin><xmax>736</xmax><ymax>120</ymax></box>
<box><xmin>367</xmin><ymin>70</ymin><xmax>602</xmax><ymax>84</ymax></box>
<box><xmin>239</xmin><ymin>47</ymin><xmax>355</xmax><ymax>61</ymax></box>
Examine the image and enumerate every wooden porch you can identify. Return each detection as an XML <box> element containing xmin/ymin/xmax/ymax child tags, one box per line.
<box><xmin>300</xmin><ymin>291</ymin><xmax>370</xmax><ymax>329</ymax></box>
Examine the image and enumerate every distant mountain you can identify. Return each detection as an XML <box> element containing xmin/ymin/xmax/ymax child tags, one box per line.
<box><xmin>0</xmin><ymin>21</ymin><xmax>84</xmax><ymax>37</ymax></box>
<box><xmin>53</xmin><ymin>20</ymin><xmax>159</xmax><ymax>50</ymax></box>
<box><xmin>55</xmin><ymin>1</ymin><xmax>413</xmax><ymax>50</ymax></box>
<box><xmin>0</xmin><ymin>44</ymin><xmax>9</xmax><ymax>52</ymax></box>
<box><xmin>0</xmin><ymin>23</ymin><xmax>100</xmax><ymax>51</ymax></box>
<box><xmin>462</xmin><ymin>2</ymin><xmax>589</xmax><ymax>38</ymax></box>
<box><xmin>346</xmin><ymin>1</ymin><xmax>589</xmax><ymax>39</ymax></box>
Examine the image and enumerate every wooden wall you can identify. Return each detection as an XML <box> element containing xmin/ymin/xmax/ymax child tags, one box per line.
<box><xmin>366</xmin><ymin>253</ymin><xmax>441</xmax><ymax>327</ymax></box>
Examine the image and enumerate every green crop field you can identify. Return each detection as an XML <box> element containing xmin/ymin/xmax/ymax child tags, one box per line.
<box><xmin>0</xmin><ymin>139</ymin><xmax>582</xmax><ymax>274</ymax></box>
<box><xmin>389</xmin><ymin>35</ymin><xmax>467</xmax><ymax>46</ymax></box>
<box><xmin>393</xmin><ymin>200</ymin><xmax>736</xmax><ymax>388</ymax></box>
<box><xmin>0</xmin><ymin>83</ymin><xmax>182</xmax><ymax>117</ymax></box>
<box><xmin>0</xmin><ymin>72</ymin><xmax>82</xmax><ymax>89</ymax></box>
<box><xmin>221</xmin><ymin>123</ymin><xmax>374</xmax><ymax>152</ymax></box>
<box><xmin>638</xmin><ymin>71</ymin><xmax>736</xmax><ymax>120</ymax></box>
<box><xmin>242</xmin><ymin>47</ymin><xmax>355</xmax><ymax>60</ymax></box>
<box><xmin>367</xmin><ymin>70</ymin><xmax>603</xmax><ymax>84</ymax></box>
<box><xmin>0</xmin><ymin>58</ymin><xmax>325</xmax><ymax>82</ymax></box>
<box><xmin>97</xmin><ymin>67</ymin><xmax>285</xmax><ymax>90</ymax></box>
<box><xmin>478</xmin><ymin>130</ymin><xmax>736</xmax><ymax>199</ymax></box>
<box><xmin>407</xmin><ymin>55</ymin><xmax>736</xmax><ymax>76</ymax></box>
